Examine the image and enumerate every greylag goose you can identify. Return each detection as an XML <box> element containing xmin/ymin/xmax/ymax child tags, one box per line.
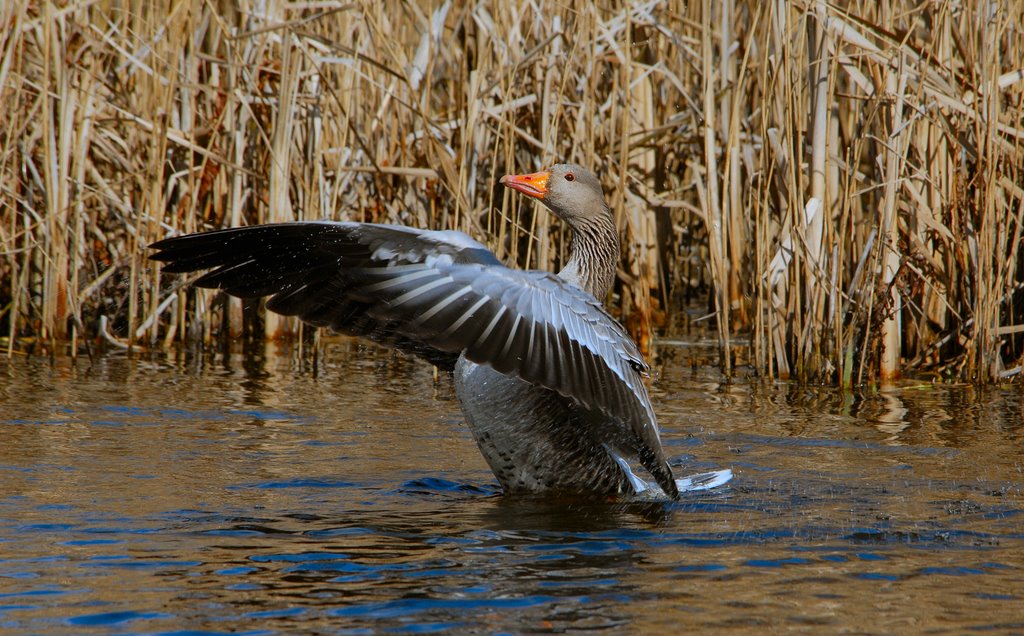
<box><xmin>150</xmin><ymin>164</ymin><xmax>732</xmax><ymax>499</ymax></box>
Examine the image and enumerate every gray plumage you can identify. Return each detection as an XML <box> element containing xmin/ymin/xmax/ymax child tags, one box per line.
<box><xmin>151</xmin><ymin>163</ymin><xmax>681</xmax><ymax>499</ymax></box>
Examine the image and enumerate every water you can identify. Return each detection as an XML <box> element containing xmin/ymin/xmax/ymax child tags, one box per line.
<box><xmin>1</xmin><ymin>340</ymin><xmax>1022</xmax><ymax>634</ymax></box>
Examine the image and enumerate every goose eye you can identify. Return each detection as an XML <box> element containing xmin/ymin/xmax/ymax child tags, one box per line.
<box><xmin>564</xmin><ymin>173</ymin><xmax>575</xmax><ymax>182</ymax></box>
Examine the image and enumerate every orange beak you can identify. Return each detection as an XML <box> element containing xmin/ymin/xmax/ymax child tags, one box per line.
<box><xmin>499</xmin><ymin>170</ymin><xmax>550</xmax><ymax>200</ymax></box>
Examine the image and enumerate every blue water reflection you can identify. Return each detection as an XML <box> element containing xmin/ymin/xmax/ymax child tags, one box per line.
<box><xmin>0</xmin><ymin>345</ymin><xmax>1021</xmax><ymax>633</ymax></box>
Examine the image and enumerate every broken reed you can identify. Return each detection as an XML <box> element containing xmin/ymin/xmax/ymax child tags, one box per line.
<box><xmin>1</xmin><ymin>0</ymin><xmax>1021</xmax><ymax>383</ymax></box>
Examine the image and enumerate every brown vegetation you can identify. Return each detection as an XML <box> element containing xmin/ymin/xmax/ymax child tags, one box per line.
<box><xmin>1</xmin><ymin>0</ymin><xmax>1022</xmax><ymax>383</ymax></box>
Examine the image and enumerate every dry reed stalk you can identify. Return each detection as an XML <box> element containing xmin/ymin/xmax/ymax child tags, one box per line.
<box><xmin>877</xmin><ymin>49</ymin><xmax>908</xmax><ymax>381</ymax></box>
<box><xmin>701</xmin><ymin>0</ymin><xmax>732</xmax><ymax>373</ymax></box>
<box><xmin>0</xmin><ymin>0</ymin><xmax>1021</xmax><ymax>384</ymax></box>
<box><xmin>719</xmin><ymin>0</ymin><xmax>749</xmax><ymax>336</ymax></box>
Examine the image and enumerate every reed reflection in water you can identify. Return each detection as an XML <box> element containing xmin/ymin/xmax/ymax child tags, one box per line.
<box><xmin>0</xmin><ymin>341</ymin><xmax>1021</xmax><ymax>634</ymax></box>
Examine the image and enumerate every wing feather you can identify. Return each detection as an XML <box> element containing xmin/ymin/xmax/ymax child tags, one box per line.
<box><xmin>151</xmin><ymin>221</ymin><xmax>669</xmax><ymax>491</ymax></box>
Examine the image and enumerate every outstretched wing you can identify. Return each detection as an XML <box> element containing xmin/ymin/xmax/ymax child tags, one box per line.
<box><xmin>150</xmin><ymin>222</ymin><xmax>672</xmax><ymax>495</ymax></box>
<box><xmin>152</xmin><ymin>222</ymin><xmax>499</xmax><ymax>369</ymax></box>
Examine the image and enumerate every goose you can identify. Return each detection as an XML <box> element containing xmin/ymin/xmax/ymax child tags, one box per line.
<box><xmin>150</xmin><ymin>164</ymin><xmax>732</xmax><ymax>499</ymax></box>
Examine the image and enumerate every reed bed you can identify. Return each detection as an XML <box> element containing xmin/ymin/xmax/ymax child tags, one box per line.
<box><xmin>1</xmin><ymin>0</ymin><xmax>1022</xmax><ymax>384</ymax></box>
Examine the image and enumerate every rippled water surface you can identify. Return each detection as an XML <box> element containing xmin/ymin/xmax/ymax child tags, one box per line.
<box><xmin>1</xmin><ymin>341</ymin><xmax>1022</xmax><ymax>634</ymax></box>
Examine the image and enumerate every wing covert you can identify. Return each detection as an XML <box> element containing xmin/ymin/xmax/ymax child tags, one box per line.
<box><xmin>150</xmin><ymin>221</ymin><xmax>665</xmax><ymax>488</ymax></box>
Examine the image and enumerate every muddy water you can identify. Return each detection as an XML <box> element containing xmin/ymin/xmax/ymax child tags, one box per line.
<box><xmin>1</xmin><ymin>340</ymin><xmax>1021</xmax><ymax>634</ymax></box>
